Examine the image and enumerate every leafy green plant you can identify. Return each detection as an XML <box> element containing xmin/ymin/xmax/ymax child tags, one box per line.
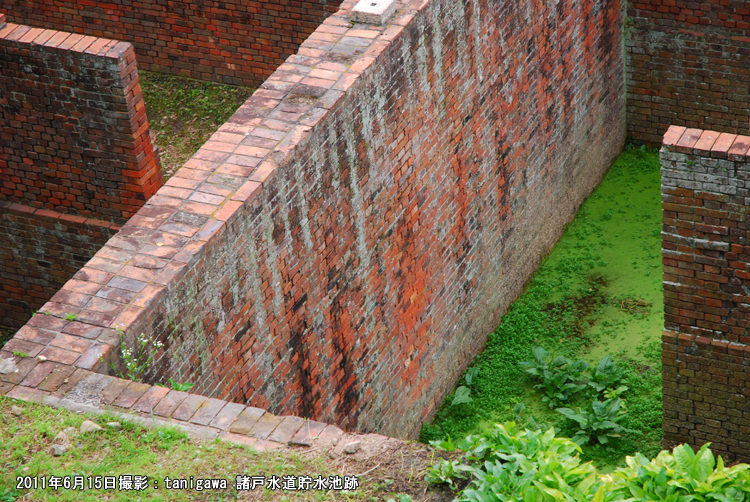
<box><xmin>428</xmin><ymin>423</ymin><xmax>604</xmax><ymax>501</ymax></box>
<box><xmin>427</xmin><ymin>423</ymin><xmax>750</xmax><ymax>502</ymax></box>
<box><xmin>64</xmin><ymin>313</ymin><xmax>77</xmax><ymax>321</ymax></box>
<box><xmin>519</xmin><ymin>347</ymin><xmax>563</xmax><ymax>378</ymax></box>
<box><xmin>607</xmin><ymin>443</ymin><xmax>750</xmax><ymax>501</ymax></box>
<box><xmin>452</xmin><ymin>367</ymin><xmax>479</xmax><ymax>406</ymax></box>
<box><xmin>156</xmin><ymin>379</ymin><xmax>195</xmax><ymax>392</ymax></box>
<box><xmin>556</xmin><ymin>398</ymin><xmax>629</xmax><ymax>445</ymax></box>
<box><xmin>425</xmin><ymin>459</ymin><xmax>472</xmax><ymax>490</ymax></box>
<box><xmin>520</xmin><ymin>347</ymin><xmax>589</xmax><ymax>408</ymax></box>
<box><xmin>603</xmin><ymin>384</ymin><xmax>629</xmax><ymax>402</ymax></box>
<box><xmin>588</xmin><ymin>354</ymin><xmax>625</xmax><ymax>393</ymax></box>
<box><xmin>100</xmin><ymin>328</ymin><xmax>164</xmax><ymax>382</ymax></box>
<box><xmin>451</xmin><ymin>387</ymin><xmax>472</xmax><ymax>406</ymax></box>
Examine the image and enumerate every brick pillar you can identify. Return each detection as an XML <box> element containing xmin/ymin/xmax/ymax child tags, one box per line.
<box><xmin>661</xmin><ymin>125</ymin><xmax>750</xmax><ymax>461</ymax></box>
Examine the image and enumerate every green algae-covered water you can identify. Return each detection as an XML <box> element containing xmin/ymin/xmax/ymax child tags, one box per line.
<box><xmin>421</xmin><ymin>147</ymin><xmax>663</xmax><ymax>467</ymax></box>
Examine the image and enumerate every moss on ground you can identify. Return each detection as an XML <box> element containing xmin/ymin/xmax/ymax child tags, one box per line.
<box><xmin>420</xmin><ymin>146</ymin><xmax>664</xmax><ymax>469</ymax></box>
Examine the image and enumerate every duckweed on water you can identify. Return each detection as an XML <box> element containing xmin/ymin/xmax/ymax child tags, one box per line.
<box><xmin>420</xmin><ymin>146</ymin><xmax>663</xmax><ymax>468</ymax></box>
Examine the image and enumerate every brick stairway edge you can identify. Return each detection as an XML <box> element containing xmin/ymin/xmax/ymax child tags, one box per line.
<box><xmin>1</xmin><ymin>367</ymin><xmax>352</xmax><ymax>452</ymax></box>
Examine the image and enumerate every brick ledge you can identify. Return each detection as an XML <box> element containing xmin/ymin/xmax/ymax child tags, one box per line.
<box><xmin>1</xmin><ymin>366</ymin><xmax>356</xmax><ymax>452</ymax></box>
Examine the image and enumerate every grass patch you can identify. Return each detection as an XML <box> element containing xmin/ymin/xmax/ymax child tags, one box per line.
<box><xmin>140</xmin><ymin>71</ymin><xmax>255</xmax><ymax>179</ymax></box>
<box><xmin>0</xmin><ymin>396</ymin><xmax>453</xmax><ymax>501</ymax></box>
<box><xmin>420</xmin><ymin>146</ymin><xmax>664</xmax><ymax>469</ymax></box>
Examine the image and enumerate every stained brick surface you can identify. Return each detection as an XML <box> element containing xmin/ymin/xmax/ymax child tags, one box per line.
<box><xmin>1</xmin><ymin>0</ymin><xmax>344</xmax><ymax>87</ymax></box>
<box><xmin>0</xmin><ymin>20</ymin><xmax>163</xmax><ymax>222</ymax></box>
<box><xmin>661</xmin><ymin>125</ymin><xmax>750</xmax><ymax>462</ymax></box>
<box><xmin>1</xmin><ymin>0</ymin><xmax>625</xmax><ymax>438</ymax></box>
<box><xmin>627</xmin><ymin>1</ymin><xmax>750</xmax><ymax>146</ymax></box>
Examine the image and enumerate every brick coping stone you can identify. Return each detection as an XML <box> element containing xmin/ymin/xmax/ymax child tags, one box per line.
<box><xmin>0</xmin><ymin>202</ymin><xmax>124</xmax><ymax>232</ymax></box>
<box><xmin>662</xmin><ymin>125</ymin><xmax>750</xmax><ymax>161</ymax></box>
<box><xmin>0</xmin><ymin>0</ymin><xmax>418</xmax><ymax>445</ymax></box>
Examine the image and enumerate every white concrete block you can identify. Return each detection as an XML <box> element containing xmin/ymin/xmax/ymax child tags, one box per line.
<box><xmin>352</xmin><ymin>0</ymin><xmax>397</xmax><ymax>25</ymax></box>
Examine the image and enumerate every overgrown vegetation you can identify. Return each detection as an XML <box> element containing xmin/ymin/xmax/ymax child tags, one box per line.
<box><xmin>519</xmin><ymin>348</ymin><xmax>632</xmax><ymax>446</ymax></box>
<box><xmin>426</xmin><ymin>423</ymin><xmax>750</xmax><ymax>501</ymax></box>
<box><xmin>140</xmin><ymin>71</ymin><xmax>255</xmax><ymax>179</ymax></box>
<box><xmin>421</xmin><ymin>146</ymin><xmax>664</xmax><ymax>468</ymax></box>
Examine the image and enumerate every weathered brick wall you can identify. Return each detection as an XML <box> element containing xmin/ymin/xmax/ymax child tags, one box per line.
<box><xmin>0</xmin><ymin>0</ymin><xmax>626</xmax><ymax>438</ymax></box>
<box><xmin>1</xmin><ymin>0</ymin><xmax>343</xmax><ymax>87</ymax></box>
<box><xmin>0</xmin><ymin>17</ymin><xmax>162</xmax><ymax>224</ymax></box>
<box><xmin>0</xmin><ymin>202</ymin><xmax>119</xmax><ymax>334</ymax></box>
<box><xmin>661</xmin><ymin>125</ymin><xmax>750</xmax><ymax>461</ymax></box>
<box><xmin>627</xmin><ymin>1</ymin><xmax>750</xmax><ymax>146</ymax></box>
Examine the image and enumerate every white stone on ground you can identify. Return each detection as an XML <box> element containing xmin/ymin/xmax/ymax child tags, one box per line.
<box><xmin>80</xmin><ymin>420</ymin><xmax>103</xmax><ymax>434</ymax></box>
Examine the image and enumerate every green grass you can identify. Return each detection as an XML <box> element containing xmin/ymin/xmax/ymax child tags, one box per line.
<box><xmin>420</xmin><ymin>146</ymin><xmax>664</xmax><ymax>469</ymax></box>
<box><xmin>140</xmin><ymin>71</ymin><xmax>255</xmax><ymax>179</ymax></box>
<box><xmin>1</xmin><ymin>396</ymin><xmax>450</xmax><ymax>501</ymax></box>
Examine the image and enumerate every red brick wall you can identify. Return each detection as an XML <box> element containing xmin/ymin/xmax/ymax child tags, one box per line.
<box><xmin>0</xmin><ymin>202</ymin><xmax>119</xmax><ymax>334</ymax></box>
<box><xmin>627</xmin><ymin>1</ymin><xmax>750</xmax><ymax>146</ymax></box>
<box><xmin>1</xmin><ymin>0</ymin><xmax>343</xmax><ymax>87</ymax></box>
<box><xmin>0</xmin><ymin>0</ymin><xmax>626</xmax><ymax>438</ymax></box>
<box><xmin>662</xmin><ymin>331</ymin><xmax>750</xmax><ymax>461</ymax></box>
<box><xmin>661</xmin><ymin>125</ymin><xmax>750</xmax><ymax>461</ymax></box>
<box><xmin>629</xmin><ymin>2</ymin><xmax>750</xmax><ymax>30</ymax></box>
<box><xmin>0</xmin><ymin>18</ymin><xmax>162</xmax><ymax>224</ymax></box>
